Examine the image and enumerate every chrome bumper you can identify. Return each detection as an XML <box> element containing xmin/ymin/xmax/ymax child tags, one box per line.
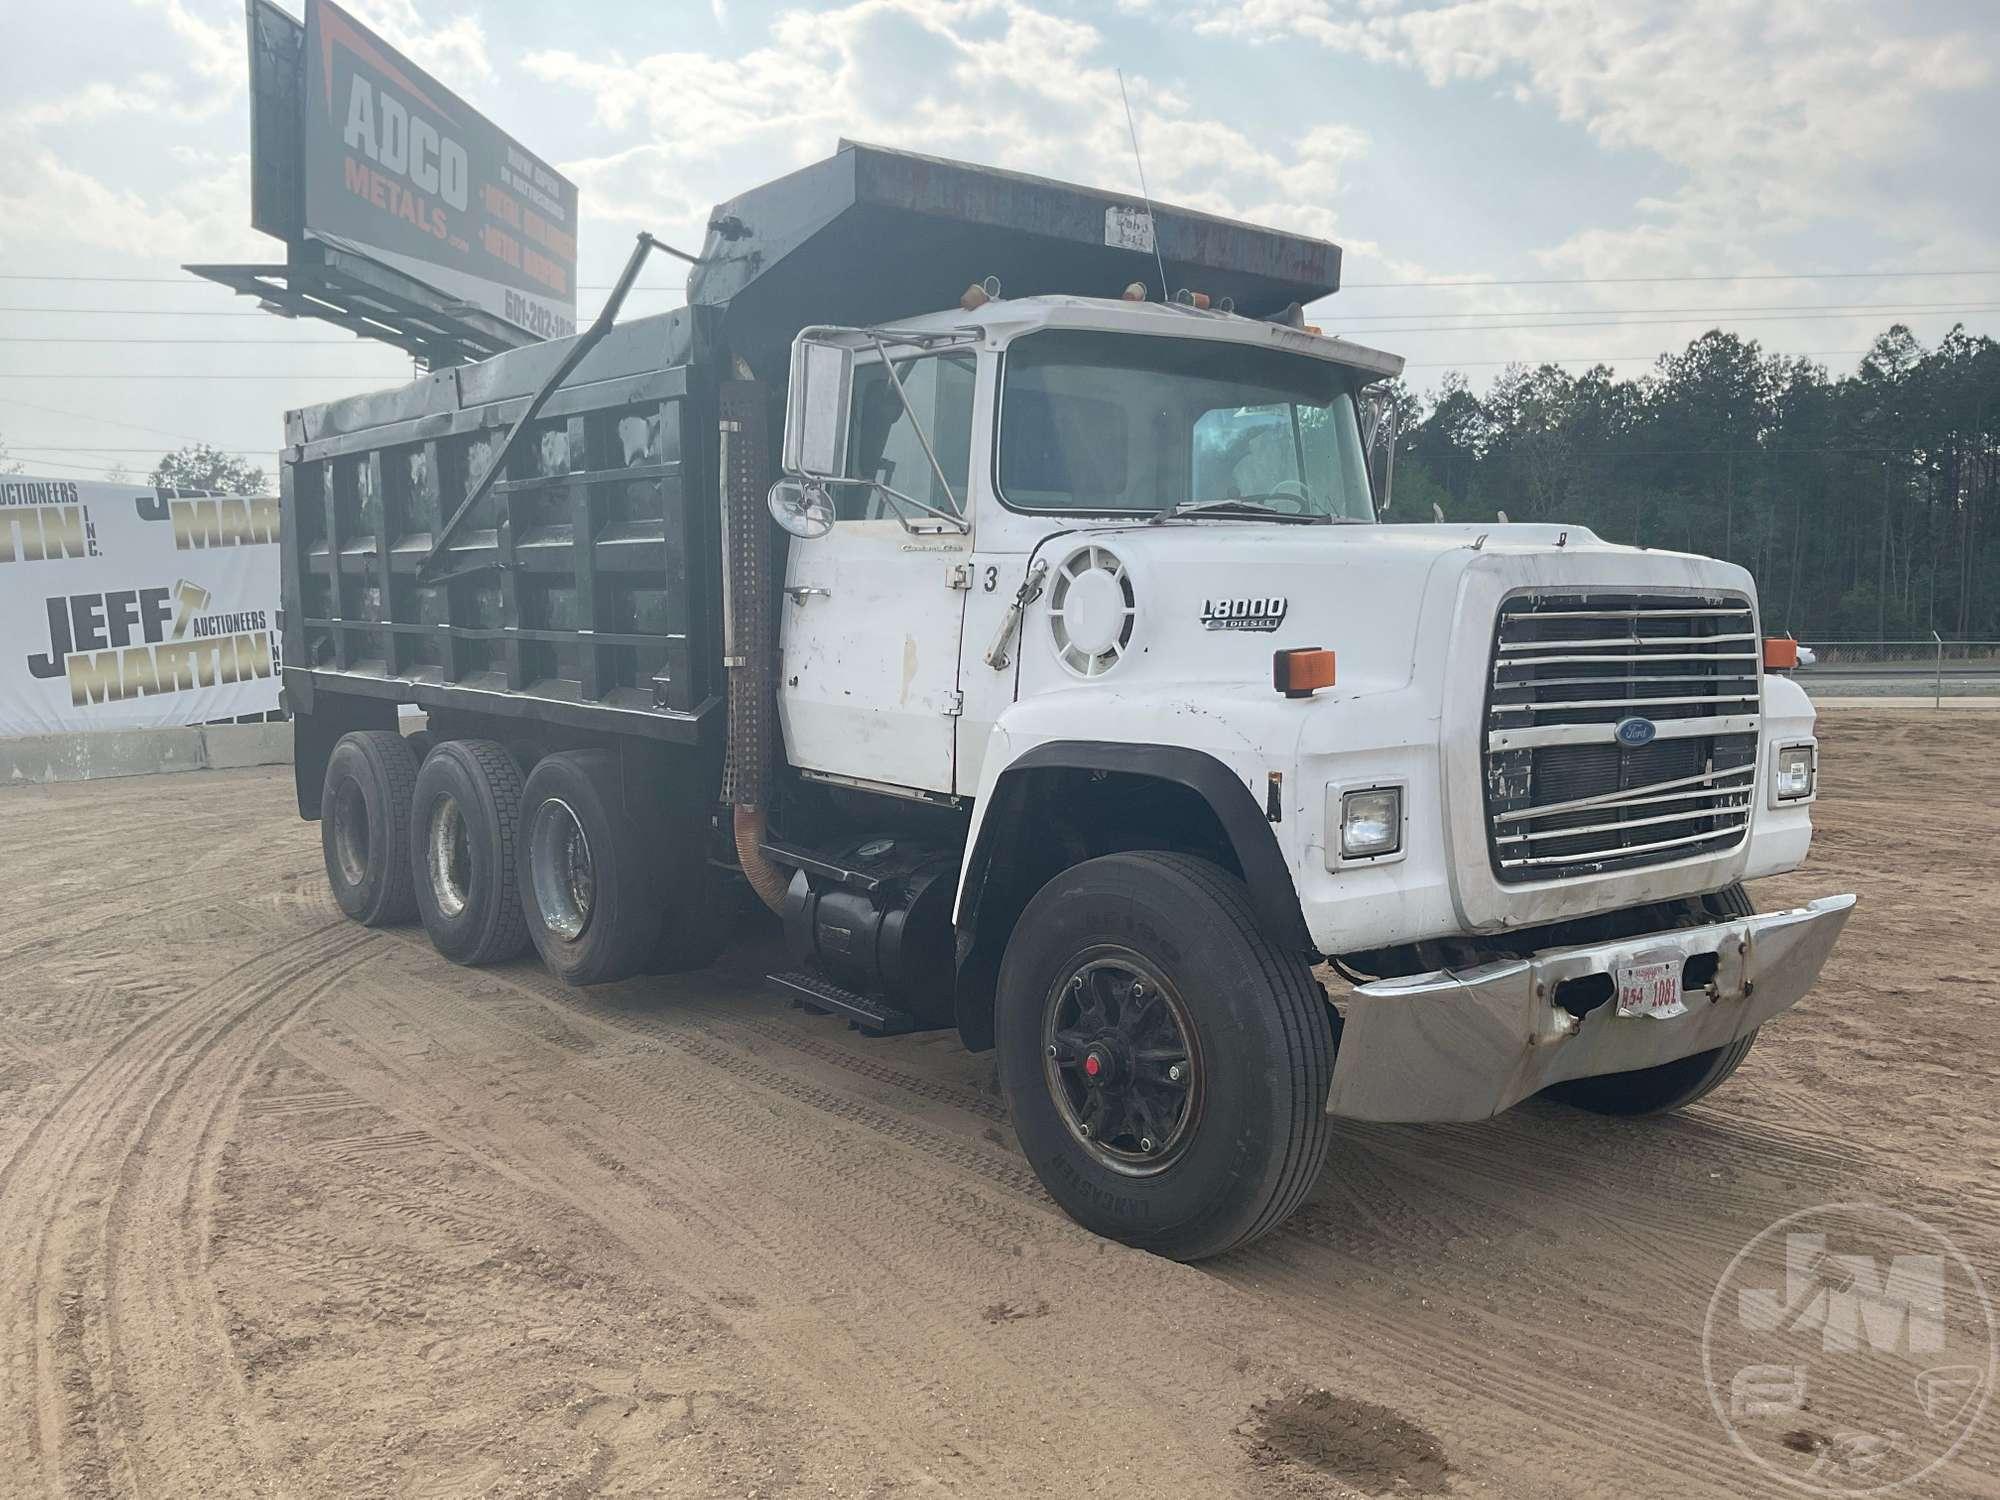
<box><xmin>1326</xmin><ymin>894</ymin><xmax>1856</xmax><ymax>1123</ymax></box>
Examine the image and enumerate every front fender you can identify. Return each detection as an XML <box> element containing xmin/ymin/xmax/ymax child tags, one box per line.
<box><xmin>954</xmin><ymin>690</ymin><xmax>1314</xmax><ymax>954</ymax></box>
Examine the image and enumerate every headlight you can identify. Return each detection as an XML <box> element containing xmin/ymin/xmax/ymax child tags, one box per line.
<box><xmin>1774</xmin><ymin>743</ymin><xmax>1816</xmax><ymax>801</ymax></box>
<box><xmin>1339</xmin><ymin>787</ymin><xmax>1403</xmax><ymax>858</ymax></box>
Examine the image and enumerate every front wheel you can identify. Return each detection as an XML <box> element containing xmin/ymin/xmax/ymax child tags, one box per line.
<box><xmin>1542</xmin><ymin>1030</ymin><xmax>1759</xmax><ymax>1116</ymax></box>
<box><xmin>1542</xmin><ymin>882</ymin><xmax>1759</xmax><ymax>1116</ymax></box>
<box><xmin>996</xmin><ymin>852</ymin><xmax>1334</xmax><ymax>1261</ymax></box>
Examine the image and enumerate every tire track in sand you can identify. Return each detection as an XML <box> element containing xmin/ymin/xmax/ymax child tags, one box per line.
<box><xmin>0</xmin><ymin>922</ymin><xmax>376</xmax><ymax>1498</ymax></box>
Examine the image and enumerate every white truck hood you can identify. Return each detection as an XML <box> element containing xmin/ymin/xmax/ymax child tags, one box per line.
<box><xmin>1018</xmin><ymin>520</ymin><xmax>1755</xmax><ymax>702</ymax></box>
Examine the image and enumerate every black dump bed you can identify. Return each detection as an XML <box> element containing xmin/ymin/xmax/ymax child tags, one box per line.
<box><xmin>692</xmin><ymin>141</ymin><xmax>1341</xmax><ymax>369</ymax></box>
<box><xmin>280</xmin><ymin>143</ymin><xmax>1343</xmax><ymax>740</ymax></box>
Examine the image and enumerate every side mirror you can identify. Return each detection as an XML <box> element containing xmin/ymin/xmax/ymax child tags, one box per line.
<box><xmin>768</xmin><ymin>478</ymin><xmax>834</xmax><ymax>540</ymax></box>
<box><xmin>782</xmin><ymin>336</ymin><xmax>855</xmax><ymax>479</ymax></box>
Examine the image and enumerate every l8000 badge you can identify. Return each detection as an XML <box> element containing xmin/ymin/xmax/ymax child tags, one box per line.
<box><xmin>1200</xmin><ymin>596</ymin><xmax>1289</xmax><ymax>632</ymax></box>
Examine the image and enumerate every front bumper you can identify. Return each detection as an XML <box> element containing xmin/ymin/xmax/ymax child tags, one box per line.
<box><xmin>1326</xmin><ymin>894</ymin><xmax>1856</xmax><ymax>1122</ymax></box>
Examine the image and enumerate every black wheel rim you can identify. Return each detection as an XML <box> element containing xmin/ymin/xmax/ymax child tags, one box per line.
<box><xmin>1041</xmin><ymin>947</ymin><xmax>1202</xmax><ymax>1177</ymax></box>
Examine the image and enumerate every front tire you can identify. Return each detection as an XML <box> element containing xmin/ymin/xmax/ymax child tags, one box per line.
<box><xmin>1543</xmin><ymin>881</ymin><xmax>1760</xmax><ymax>1116</ymax></box>
<box><xmin>1543</xmin><ymin>1030</ymin><xmax>1759</xmax><ymax>1116</ymax></box>
<box><xmin>996</xmin><ymin>852</ymin><xmax>1333</xmax><ymax>1261</ymax></box>
<box><xmin>411</xmin><ymin>739</ymin><xmax>531</xmax><ymax>966</ymax></box>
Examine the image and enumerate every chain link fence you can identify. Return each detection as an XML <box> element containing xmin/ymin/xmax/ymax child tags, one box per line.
<box><xmin>1779</xmin><ymin>638</ymin><xmax>2000</xmax><ymax>701</ymax></box>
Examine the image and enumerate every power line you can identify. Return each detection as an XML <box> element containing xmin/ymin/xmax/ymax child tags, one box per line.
<box><xmin>0</xmin><ymin>393</ymin><xmax>240</xmax><ymax>445</ymax></box>
<box><xmin>0</xmin><ymin>373</ymin><xmax>405</xmax><ymax>381</ymax></box>
<box><xmin>2</xmin><ymin>310</ymin><xmax>1988</xmax><ymax>350</ymax></box>
<box><xmin>9</xmin><ymin>296</ymin><xmax>1998</xmax><ymax>332</ymax></box>
<box><xmin>0</xmin><ymin>306</ymin><xmax>269</xmax><ymax>317</ymax></box>
<box><xmin>0</xmin><ymin>274</ymin><xmax>205</xmax><ymax>283</ymax></box>
<box><xmin>1341</xmin><ymin>268</ymin><xmax>2000</xmax><ymax>290</ymax></box>
<box><xmin>11</xmin><ymin>443</ymin><xmax>272</xmax><ymax>454</ymax></box>
<box><xmin>1332</xmin><ymin>299</ymin><xmax>2000</xmax><ymax>323</ymax></box>
<box><xmin>1401</xmin><ymin>349</ymin><xmax>1868</xmax><ymax>369</ymax></box>
<box><xmin>0</xmin><ymin>270</ymin><xmax>690</xmax><ymax>295</ymax></box>
<box><xmin>0</xmin><ymin>336</ymin><xmax>395</xmax><ymax>345</ymax></box>
<box><xmin>4</xmin><ymin>455</ymin><xmax>153</xmax><ymax>476</ymax></box>
<box><xmin>9</xmin><ymin>267</ymin><xmax>2000</xmax><ymax>291</ymax></box>
<box><xmin>1333</xmin><ymin>307</ymin><xmax>2000</xmax><ymax>336</ymax></box>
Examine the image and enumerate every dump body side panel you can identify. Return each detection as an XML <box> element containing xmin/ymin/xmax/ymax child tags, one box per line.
<box><xmin>279</xmin><ymin>306</ymin><xmax>724</xmax><ymax>747</ymax></box>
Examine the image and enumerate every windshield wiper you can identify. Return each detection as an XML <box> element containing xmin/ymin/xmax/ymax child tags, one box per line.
<box><xmin>1149</xmin><ymin>497</ymin><xmax>1327</xmax><ymax>525</ymax></box>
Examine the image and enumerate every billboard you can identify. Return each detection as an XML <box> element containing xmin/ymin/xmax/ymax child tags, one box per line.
<box><xmin>299</xmin><ymin>0</ymin><xmax>577</xmax><ymax>339</ymax></box>
<box><xmin>0</xmin><ymin>479</ymin><xmax>281</xmax><ymax>734</ymax></box>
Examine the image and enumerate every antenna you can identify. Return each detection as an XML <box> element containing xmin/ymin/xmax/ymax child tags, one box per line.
<box><xmin>1116</xmin><ymin>68</ymin><xmax>1170</xmax><ymax>303</ymax></box>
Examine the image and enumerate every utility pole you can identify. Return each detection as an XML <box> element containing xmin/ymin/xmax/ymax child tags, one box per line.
<box><xmin>1878</xmin><ymin>462</ymin><xmax>1889</xmax><ymax>641</ymax></box>
<box><xmin>1725</xmin><ymin>451</ymin><xmax>1734</xmax><ymax>562</ymax></box>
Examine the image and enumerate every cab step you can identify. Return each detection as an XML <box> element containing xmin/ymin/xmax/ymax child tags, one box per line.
<box><xmin>767</xmin><ymin>969</ymin><xmax>921</xmax><ymax>1037</ymax></box>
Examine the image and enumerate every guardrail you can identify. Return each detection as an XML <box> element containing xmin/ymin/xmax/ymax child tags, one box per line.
<box><xmin>1777</xmin><ymin>637</ymin><xmax>2000</xmax><ymax>704</ymax></box>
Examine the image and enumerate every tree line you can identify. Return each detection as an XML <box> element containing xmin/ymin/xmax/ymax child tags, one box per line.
<box><xmin>1385</xmin><ymin>324</ymin><xmax>2000</xmax><ymax>640</ymax></box>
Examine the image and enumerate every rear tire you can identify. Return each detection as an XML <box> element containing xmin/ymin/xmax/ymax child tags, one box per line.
<box><xmin>320</xmin><ymin>730</ymin><xmax>420</xmax><ymax>926</ymax></box>
<box><xmin>1543</xmin><ymin>882</ymin><xmax>1760</xmax><ymax>1115</ymax></box>
<box><xmin>411</xmin><ymin>739</ymin><xmax>531</xmax><ymax>966</ymax></box>
<box><xmin>519</xmin><ymin>751</ymin><xmax>662</xmax><ymax>986</ymax></box>
<box><xmin>996</xmin><ymin>851</ymin><xmax>1333</xmax><ymax>1261</ymax></box>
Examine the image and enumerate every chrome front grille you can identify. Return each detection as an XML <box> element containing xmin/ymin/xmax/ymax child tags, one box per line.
<box><xmin>1483</xmin><ymin>593</ymin><xmax>1759</xmax><ymax>883</ymax></box>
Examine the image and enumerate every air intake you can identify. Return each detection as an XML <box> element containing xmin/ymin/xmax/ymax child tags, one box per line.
<box><xmin>1048</xmin><ymin>543</ymin><xmax>1136</xmax><ymax>677</ymax></box>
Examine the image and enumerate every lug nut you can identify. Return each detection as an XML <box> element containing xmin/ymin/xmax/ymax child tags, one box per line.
<box><xmin>1046</xmin><ymin>1043</ymin><xmax>1058</xmax><ymax>1058</ymax></box>
<box><xmin>1131</xmin><ymin>980</ymin><xmax>1147</xmax><ymax>1000</ymax></box>
<box><xmin>1168</xmin><ymin>1063</ymin><xmax>1185</xmax><ymax>1084</ymax></box>
<box><xmin>1140</xmin><ymin>1136</ymin><xmax>1156</xmax><ymax>1153</ymax></box>
<box><xmin>1079</xmin><ymin>1122</ymin><xmax>1092</xmax><ymax>1138</ymax></box>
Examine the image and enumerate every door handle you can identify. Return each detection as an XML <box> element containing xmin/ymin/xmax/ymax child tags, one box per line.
<box><xmin>783</xmin><ymin>586</ymin><xmax>831</xmax><ymax>604</ymax></box>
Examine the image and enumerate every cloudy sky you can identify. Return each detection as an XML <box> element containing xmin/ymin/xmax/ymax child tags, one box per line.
<box><xmin>2</xmin><ymin>0</ymin><xmax>1996</xmax><ymax>483</ymax></box>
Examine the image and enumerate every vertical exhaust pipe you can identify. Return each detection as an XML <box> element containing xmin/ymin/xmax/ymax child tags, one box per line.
<box><xmin>717</xmin><ymin>379</ymin><xmax>788</xmax><ymax>914</ymax></box>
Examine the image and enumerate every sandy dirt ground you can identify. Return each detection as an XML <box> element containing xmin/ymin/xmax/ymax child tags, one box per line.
<box><xmin>0</xmin><ymin>708</ymin><xmax>1995</xmax><ymax>1499</ymax></box>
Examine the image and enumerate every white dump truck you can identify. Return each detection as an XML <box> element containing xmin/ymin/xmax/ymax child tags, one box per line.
<box><xmin>285</xmin><ymin>143</ymin><xmax>1853</xmax><ymax>1260</ymax></box>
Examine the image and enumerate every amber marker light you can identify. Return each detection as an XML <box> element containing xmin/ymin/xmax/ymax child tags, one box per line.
<box><xmin>1762</xmin><ymin>637</ymin><xmax>1800</xmax><ymax>671</ymax></box>
<box><xmin>1274</xmin><ymin>647</ymin><xmax>1336</xmax><ymax>699</ymax></box>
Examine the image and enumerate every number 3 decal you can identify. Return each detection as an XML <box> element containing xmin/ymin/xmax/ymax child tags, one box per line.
<box><xmin>983</xmin><ymin>565</ymin><xmax>999</xmax><ymax>592</ymax></box>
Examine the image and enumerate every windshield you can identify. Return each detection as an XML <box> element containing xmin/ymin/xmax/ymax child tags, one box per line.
<box><xmin>998</xmin><ymin>330</ymin><xmax>1374</xmax><ymax>521</ymax></box>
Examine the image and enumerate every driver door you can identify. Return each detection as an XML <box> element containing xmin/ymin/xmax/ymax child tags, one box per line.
<box><xmin>777</xmin><ymin>351</ymin><xmax>977</xmax><ymax>797</ymax></box>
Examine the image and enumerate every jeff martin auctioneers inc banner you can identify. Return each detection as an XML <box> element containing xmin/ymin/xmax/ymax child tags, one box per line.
<box><xmin>0</xmin><ymin>477</ymin><xmax>281</xmax><ymax>734</ymax></box>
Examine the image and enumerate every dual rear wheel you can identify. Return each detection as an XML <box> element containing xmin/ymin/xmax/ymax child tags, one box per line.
<box><xmin>320</xmin><ymin>731</ymin><xmax>705</xmax><ymax>985</ymax></box>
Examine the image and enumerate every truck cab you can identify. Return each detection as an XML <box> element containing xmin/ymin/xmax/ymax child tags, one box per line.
<box><xmin>285</xmin><ymin>143</ymin><xmax>1853</xmax><ymax>1262</ymax></box>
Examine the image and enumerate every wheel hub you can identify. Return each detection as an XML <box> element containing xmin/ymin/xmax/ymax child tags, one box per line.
<box><xmin>528</xmin><ymin>797</ymin><xmax>595</xmax><ymax>942</ymax></box>
<box><xmin>1042</xmin><ymin>952</ymin><xmax>1201</xmax><ymax>1176</ymax></box>
<box><xmin>331</xmin><ymin>779</ymin><xmax>370</xmax><ymax>887</ymax></box>
<box><xmin>426</xmin><ymin>795</ymin><xmax>471</xmax><ymax>918</ymax></box>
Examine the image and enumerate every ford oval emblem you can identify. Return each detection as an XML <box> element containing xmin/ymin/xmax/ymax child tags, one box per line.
<box><xmin>1615</xmin><ymin>715</ymin><xmax>1658</xmax><ymax>748</ymax></box>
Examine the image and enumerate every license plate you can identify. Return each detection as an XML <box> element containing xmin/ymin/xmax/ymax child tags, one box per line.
<box><xmin>1615</xmin><ymin>958</ymin><xmax>1687</xmax><ymax>1020</ymax></box>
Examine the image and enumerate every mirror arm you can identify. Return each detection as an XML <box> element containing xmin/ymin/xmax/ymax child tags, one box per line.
<box><xmin>815</xmin><ymin>476</ymin><xmax>969</xmax><ymax>535</ymax></box>
<box><xmin>866</xmin><ymin>334</ymin><xmax>960</xmax><ymax>518</ymax></box>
